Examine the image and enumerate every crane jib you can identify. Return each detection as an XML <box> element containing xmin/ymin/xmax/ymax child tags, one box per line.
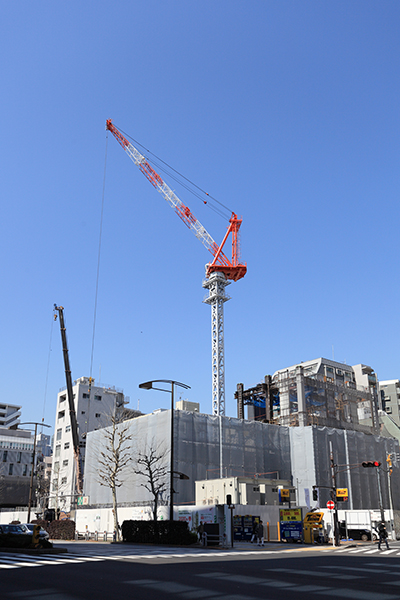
<box><xmin>106</xmin><ymin>119</ymin><xmax>246</xmax><ymax>282</ymax></box>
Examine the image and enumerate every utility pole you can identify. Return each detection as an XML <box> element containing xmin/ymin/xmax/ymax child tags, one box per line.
<box><xmin>19</xmin><ymin>421</ymin><xmax>51</xmax><ymax>523</ymax></box>
<box><xmin>329</xmin><ymin>441</ymin><xmax>340</xmax><ymax>547</ymax></box>
<box><xmin>376</xmin><ymin>465</ymin><xmax>385</xmax><ymax>523</ymax></box>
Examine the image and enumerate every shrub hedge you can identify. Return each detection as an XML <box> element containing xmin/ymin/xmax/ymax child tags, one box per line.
<box><xmin>47</xmin><ymin>520</ymin><xmax>75</xmax><ymax>540</ymax></box>
<box><xmin>121</xmin><ymin>520</ymin><xmax>197</xmax><ymax>545</ymax></box>
<box><xmin>31</xmin><ymin>518</ymin><xmax>75</xmax><ymax>540</ymax></box>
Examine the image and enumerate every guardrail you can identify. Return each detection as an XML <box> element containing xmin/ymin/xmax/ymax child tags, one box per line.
<box><xmin>75</xmin><ymin>530</ymin><xmax>229</xmax><ymax>547</ymax></box>
<box><xmin>201</xmin><ymin>532</ymin><xmax>228</xmax><ymax>548</ymax></box>
<box><xmin>75</xmin><ymin>530</ymin><xmax>115</xmax><ymax>541</ymax></box>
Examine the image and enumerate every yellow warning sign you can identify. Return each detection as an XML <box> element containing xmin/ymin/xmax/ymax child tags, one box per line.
<box><xmin>336</xmin><ymin>488</ymin><xmax>348</xmax><ymax>501</ymax></box>
<box><xmin>304</xmin><ymin>512</ymin><xmax>324</xmax><ymax>524</ymax></box>
<box><xmin>280</xmin><ymin>508</ymin><xmax>302</xmax><ymax>522</ymax></box>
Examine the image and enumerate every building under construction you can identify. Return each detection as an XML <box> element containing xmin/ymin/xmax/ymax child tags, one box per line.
<box><xmin>236</xmin><ymin>358</ymin><xmax>380</xmax><ymax>434</ymax></box>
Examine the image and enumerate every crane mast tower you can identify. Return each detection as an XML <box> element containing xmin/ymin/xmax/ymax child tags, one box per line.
<box><xmin>106</xmin><ymin>120</ymin><xmax>246</xmax><ymax>416</ymax></box>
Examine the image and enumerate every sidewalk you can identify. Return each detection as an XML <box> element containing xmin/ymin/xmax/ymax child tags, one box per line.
<box><xmin>229</xmin><ymin>539</ymin><xmax>361</xmax><ymax>551</ymax></box>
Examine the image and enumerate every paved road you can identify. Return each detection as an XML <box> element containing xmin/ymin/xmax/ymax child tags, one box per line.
<box><xmin>2</xmin><ymin>541</ymin><xmax>400</xmax><ymax>599</ymax></box>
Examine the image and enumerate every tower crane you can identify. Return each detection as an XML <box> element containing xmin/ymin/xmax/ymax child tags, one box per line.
<box><xmin>106</xmin><ymin>120</ymin><xmax>246</xmax><ymax>416</ymax></box>
<box><xmin>54</xmin><ymin>305</ymin><xmax>83</xmax><ymax>496</ymax></box>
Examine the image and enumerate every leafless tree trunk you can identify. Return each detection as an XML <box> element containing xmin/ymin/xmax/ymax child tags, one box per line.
<box><xmin>134</xmin><ymin>441</ymin><xmax>169</xmax><ymax>526</ymax></box>
<box><xmin>97</xmin><ymin>412</ymin><xmax>132</xmax><ymax>541</ymax></box>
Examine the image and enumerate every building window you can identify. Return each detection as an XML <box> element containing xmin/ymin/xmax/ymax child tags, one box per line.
<box><xmin>53</xmin><ymin>461</ymin><xmax>59</xmax><ymax>474</ymax></box>
<box><xmin>2</xmin><ymin>451</ymin><xmax>7</xmax><ymax>462</ymax></box>
<box><xmin>64</xmin><ymin>442</ymin><xmax>70</xmax><ymax>450</ymax></box>
<box><xmin>56</xmin><ymin>428</ymin><xmax>62</xmax><ymax>441</ymax></box>
<box><xmin>63</xmin><ymin>460</ymin><xmax>68</xmax><ymax>467</ymax></box>
<box><xmin>83</xmin><ymin>393</ymin><xmax>89</xmax><ymax>399</ymax></box>
<box><xmin>65</xmin><ymin>425</ymin><xmax>71</xmax><ymax>433</ymax></box>
<box><xmin>58</xmin><ymin>410</ymin><xmax>65</xmax><ymax>420</ymax></box>
<box><xmin>94</xmin><ymin>395</ymin><xmax>102</xmax><ymax>401</ymax></box>
<box><xmin>95</xmin><ymin>413</ymin><xmax>101</xmax><ymax>418</ymax></box>
<box><xmin>8</xmin><ymin>464</ymin><xmax>13</xmax><ymax>475</ymax></box>
<box><xmin>60</xmin><ymin>394</ymin><xmax>66</xmax><ymax>403</ymax></box>
<box><xmin>61</xmin><ymin>477</ymin><xmax>67</xmax><ymax>485</ymax></box>
<box><xmin>55</xmin><ymin>445</ymin><xmax>61</xmax><ymax>458</ymax></box>
<box><xmin>81</xmin><ymin>411</ymin><xmax>85</xmax><ymax>415</ymax></box>
<box><xmin>31</xmin><ymin>452</ymin><xmax>34</xmax><ymax>464</ymax></box>
<box><xmin>17</xmin><ymin>452</ymin><xmax>22</xmax><ymax>463</ymax></box>
<box><xmin>22</xmin><ymin>465</ymin><xmax>27</xmax><ymax>476</ymax></box>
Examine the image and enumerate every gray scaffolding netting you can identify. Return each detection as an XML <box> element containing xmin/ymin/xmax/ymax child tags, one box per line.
<box><xmin>84</xmin><ymin>411</ymin><xmax>399</xmax><ymax>511</ymax></box>
<box><xmin>290</xmin><ymin>425</ymin><xmax>400</xmax><ymax>510</ymax></box>
<box><xmin>84</xmin><ymin>410</ymin><xmax>291</xmax><ymax>506</ymax></box>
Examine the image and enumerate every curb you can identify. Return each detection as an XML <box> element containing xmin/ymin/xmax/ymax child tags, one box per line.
<box><xmin>0</xmin><ymin>547</ymin><xmax>68</xmax><ymax>555</ymax></box>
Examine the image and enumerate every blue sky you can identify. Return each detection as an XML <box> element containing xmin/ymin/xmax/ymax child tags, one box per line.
<box><xmin>2</xmin><ymin>1</ymin><xmax>400</xmax><ymax>433</ymax></box>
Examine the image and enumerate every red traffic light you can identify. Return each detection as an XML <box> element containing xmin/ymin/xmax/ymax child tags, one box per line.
<box><xmin>362</xmin><ymin>461</ymin><xmax>381</xmax><ymax>468</ymax></box>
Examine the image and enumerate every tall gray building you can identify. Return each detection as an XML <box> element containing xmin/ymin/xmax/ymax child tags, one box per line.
<box><xmin>0</xmin><ymin>427</ymin><xmax>34</xmax><ymax>507</ymax></box>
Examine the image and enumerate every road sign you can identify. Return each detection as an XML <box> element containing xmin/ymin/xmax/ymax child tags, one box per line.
<box><xmin>327</xmin><ymin>500</ymin><xmax>335</xmax><ymax>510</ymax></box>
<box><xmin>336</xmin><ymin>488</ymin><xmax>348</xmax><ymax>502</ymax></box>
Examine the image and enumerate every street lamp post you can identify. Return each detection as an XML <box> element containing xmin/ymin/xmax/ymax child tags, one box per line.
<box><xmin>139</xmin><ymin>380</ymin><xmax>190</xmax><ymax>521</ymax></box>
<box><xmin>19</xmin><ymin>422</ymin><xmax>51</xmax><ymax>523</ymax></box>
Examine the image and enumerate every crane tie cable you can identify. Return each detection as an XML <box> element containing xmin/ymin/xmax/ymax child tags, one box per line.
<box><xmin>117</xmin><ymin>125</ymin><xmax>233</xmax><ymax>217</ymax></box>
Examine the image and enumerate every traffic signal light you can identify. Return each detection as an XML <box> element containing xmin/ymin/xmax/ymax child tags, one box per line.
<box><xmin>312</xmin><ymin>489</ymin><xmax>318</xmax><ymax>501</ymax></box>
<box><xmin>362</xmin><ymin>461</ymin><xmax>381</xmax><ymax>468</ymax></box>
<box><xmin>387</xmin><ymin>454</ymin><xmax>393</xmax><ymax>475</ymax></box>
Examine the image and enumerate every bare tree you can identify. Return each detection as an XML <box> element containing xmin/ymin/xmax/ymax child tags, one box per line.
<box><xmin>134</xmin><ymin>442</ymin><xmax>169</xmax><ymax>525</ymax></box>
<box><xmin>97</xmin><ymin>412</ymin><xmax>133</xmax><ymax>540</ymax></box>
<box><xmin>35</xmin><ymin>455</ymin><xmax>50</xmax><ymax>513</ymax></box>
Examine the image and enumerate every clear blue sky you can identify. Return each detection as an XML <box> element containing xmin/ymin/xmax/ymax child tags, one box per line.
<box><xmin>2</xmin><ymin>1</ymin><xmax>400</xmax><ymax>433</ymax></box>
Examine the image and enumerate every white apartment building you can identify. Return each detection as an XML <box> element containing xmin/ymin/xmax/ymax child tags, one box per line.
<box><xmin>49</xmin><ymin>376</ymin><xmax>127</xmax><ymax>513</ymax></box>
<box><xmin>176</xmin><ymin>400</ymin><xmax>199</xmax><ymax>413</ymax></box>
<box><xmin>379</xmin><ymin>379</ymin><xmax>400</xmax><ymax>426</ymax></box>
<box><xmin>0</xmin><ymin>403</ymin><xmax>21</xmax><ymax>428</ymax></box>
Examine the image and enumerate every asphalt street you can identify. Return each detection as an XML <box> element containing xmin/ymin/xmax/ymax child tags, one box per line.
<box><xmin>2</xmin><ymin>541</ymin><xmax>400</xmax><ymax>600</ymax></box>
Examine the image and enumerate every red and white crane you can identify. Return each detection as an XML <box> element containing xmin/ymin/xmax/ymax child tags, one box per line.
<box><xmin>106</xmin><ymin>120</ymin><xmax>246</xmax><ymax>416</ymax></box>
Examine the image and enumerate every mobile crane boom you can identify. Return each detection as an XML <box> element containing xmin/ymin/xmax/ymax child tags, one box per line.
<box><xmin>54</xmin><ymin>305</ymin><xmax>83</xmax><ymax>496</ymax></box>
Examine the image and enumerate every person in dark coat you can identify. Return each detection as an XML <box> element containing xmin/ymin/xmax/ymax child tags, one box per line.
<box><xmin>256</xmin><ymin>519</ymin><xmax>264</xmax><ymax>546</ymax></box>
<box><xmin>377</xmin><ymin>521</ymin><xmax>389</xmax><ymax>550</ymax></box>
<box><xmin>250</xmin><ymin>521</ymin><xmax>257</xmax><ymax>543</ymax></box>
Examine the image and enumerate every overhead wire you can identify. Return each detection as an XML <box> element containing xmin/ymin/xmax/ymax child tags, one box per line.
<box><xmin>87</xmin><ymin>131</ymin><xmax>108</xmax><ymax>434</ymax></box>
<box><xmin>41</xmin><ymin>312</ymin><xmax>55</xmax><ymax>430</ymax></box>
<box><xmin>117</xmin><ymin>125</ymin><xmax>233</xmax><ymax>219</ymax></box>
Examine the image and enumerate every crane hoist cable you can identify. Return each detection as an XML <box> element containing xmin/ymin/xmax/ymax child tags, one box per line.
<box><xmin>86</xmin><ymin>131</ymin><xmax>109</xmax><ymax>428</ymax></box>
<box><xmin>41</xmin><ymin>312</ymin><xmax>55</xmax><ymax>428</ymax></box>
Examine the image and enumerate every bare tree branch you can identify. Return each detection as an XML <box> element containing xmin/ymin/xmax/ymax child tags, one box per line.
<box><xmin>95</xmin><ymin>411</ymin><xmax>133</xmax><ymax>540</ymax></box>
<box><xmin>134</xmin><ymin>441</ymin><xmax>169</xmax><ymax>524</ymax></box>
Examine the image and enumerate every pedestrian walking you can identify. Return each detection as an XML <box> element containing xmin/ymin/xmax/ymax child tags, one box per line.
<box><xmin>377</xmin><ymin>521</ymin><xmax>389</xmax><ymax>550</ymax></box>
<box><xmin>197</xmin><ymin>521</ymin><xmax>204</xmax><ymax>544</ymax></box>
<box><xmin>250</xmin><ymin>520</ymin><xmax>257</xmax><ymax>543</ymax></box>
<box><xmin>256</xmin><ymin>519</ymin><xmax>264</xmax><ymax>546</ymax></box>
